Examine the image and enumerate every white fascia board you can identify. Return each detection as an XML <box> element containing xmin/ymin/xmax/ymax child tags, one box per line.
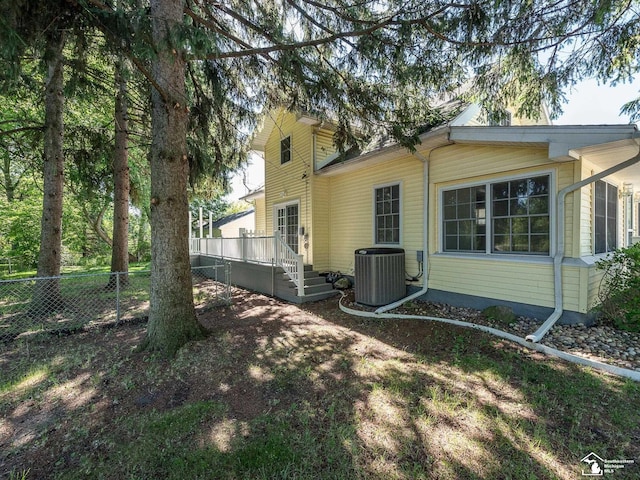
<box><xmin>450</xmin><ymin>125</ymin><xmax>639</xmax><ymax>160</ymax></box>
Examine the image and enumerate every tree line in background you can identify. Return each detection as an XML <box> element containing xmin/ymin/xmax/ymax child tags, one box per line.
<box><xmin>1</xmin><ymin>0</ymin><xmax>638</xmax><ymax>354</ymax></box>
<box><xmin>0</xmin><ymin>26</ymin><xmax>244</xmax><ymax>272</ymax></box>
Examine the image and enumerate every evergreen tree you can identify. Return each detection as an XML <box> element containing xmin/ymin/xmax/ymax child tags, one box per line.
<box><xmin>18</xmin><ymin>0</ymin><xmax>640</xmax><ymax>351</ymax></box>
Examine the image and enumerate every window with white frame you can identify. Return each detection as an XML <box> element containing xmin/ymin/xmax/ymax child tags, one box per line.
<box><xmin>442</xmin><ymin>174</ymin><xmax>550</xmax><ymax>255</ymax></box>
<box><xmin>594</xmin><ymin>180</ymin><xmax>618</xmax><ymax>254</ymax></box>
<box><xmin>280</xmin><ymin>136</ymin><xmax>291</xmax><ymax>165</ymax></box>
<box><xmin>375</xmin><ymin>183</ymin><xmax>400</xmax><ymax>244</ymax></box>
<box><xmin>443</xmin><ymin>186</ymin><xmax>486</xmax><ymax>252</ymax></box>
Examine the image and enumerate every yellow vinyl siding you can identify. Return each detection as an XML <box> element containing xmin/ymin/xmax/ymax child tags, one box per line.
<box><xmin>429</xmin><ymin>145</ymin><xmax>551</xmax><ymax>184</ymax></box>
<box><xmin>588</xmin><ymin>265</ymin><xmax>605</xmax><ymax>311</ymax></box>
<box><xmin>558</xmin><ymin>161</ymin><xmax>577</xmax><ymax>258</ymax></box>
<box><xmin>254</xmin><ymin>197</ymin><xmax>266</xmax><ymax>235</ymax></box>
<box><xmin>263</xmin><ymin>111</ymin><xmax>339</xmax><ymax>267</ymax></box>
<box><xmin>314</xmin><ymin>129</ymin><xmax>337</xmax><ymax>168</ymax></box>
<box><xmin>264</xmin><ymin>111</ymin><xmax>313</xmax><ymax>260</ymax></box>
<box><xmin>429</xmin><ymin>256</ymin><xmax>584</xmax><ymax>312</ymax></box>
<box><xmin>310</xmin><ymin>175</ymin><xmax>331</xmax><ymax>271</ymax></box>
<box><xmin>327</xmin><ymin>153</ymin><xmax>424</xmax><ymax>276</ymax></box>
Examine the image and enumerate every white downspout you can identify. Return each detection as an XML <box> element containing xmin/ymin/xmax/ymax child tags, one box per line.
<box><xmin>526</xmin><ymin>149</ymin><xmax>640</xmax><ymax>342</ymax></box>
<box><xmin>375</xmin><ymin>150</ymin><xmax>431</xmax><ymax>314</ymax></box>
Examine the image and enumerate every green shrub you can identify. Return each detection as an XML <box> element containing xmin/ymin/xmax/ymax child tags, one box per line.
<box><xmin>595</xmin><ymin>243</ymin><xmax>640</xmax><ymax>332</ymax></box>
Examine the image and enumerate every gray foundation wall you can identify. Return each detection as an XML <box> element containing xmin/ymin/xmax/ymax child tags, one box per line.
<box><xmin>409</xmin><ymin>286</ymin><xmax>596</xmax><ymax>325</ymax></box>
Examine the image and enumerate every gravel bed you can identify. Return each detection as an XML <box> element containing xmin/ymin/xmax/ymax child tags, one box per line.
<box><xmin>343</xmin><ymin>295</ymin><xmax>640</xmax><ymax>372</ymax></box>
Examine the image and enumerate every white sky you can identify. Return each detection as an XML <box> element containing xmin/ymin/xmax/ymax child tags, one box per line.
<box><xmin>555</xmin><ymin>79</ymin><xmax>639</xmax><ymax>125</ymax></box>
<box><xmin>226</xmin><ymin>79</ymin><xmax>640</xmax><ymax>202</ymax></box>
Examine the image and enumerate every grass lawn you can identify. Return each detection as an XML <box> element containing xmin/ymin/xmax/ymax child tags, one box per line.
<box><xmin>1</xmin><ymin>288</ymin><xmax>639</xmax><ymax>479</ymax></box>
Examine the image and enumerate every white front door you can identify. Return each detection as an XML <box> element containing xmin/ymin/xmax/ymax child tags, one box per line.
<box><xmin>275</xmin><ymin>202</ymin><xmax>299</xmax><ymax>253</ymax></box>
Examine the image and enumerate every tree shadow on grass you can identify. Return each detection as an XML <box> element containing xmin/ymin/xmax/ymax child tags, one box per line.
<box><xmin>2</xmin><ymin>289</ymin><xmax>639</xmax><ymax>479</ymax></box>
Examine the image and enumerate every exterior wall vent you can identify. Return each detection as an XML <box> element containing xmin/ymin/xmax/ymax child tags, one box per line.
<box><xmin>354</xmin><ymin>248</ymin><xmax>406</xmax><ymax>306</ymax></box>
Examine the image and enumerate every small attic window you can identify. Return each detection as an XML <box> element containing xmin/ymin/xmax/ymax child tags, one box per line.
<box><xmin>280</xmin><ymin>136</ymin><xmax>291</xmax><ymax>164</ymax></box>
<box><xmin>490</xmin><ymin>110</ymin><xmax>512</xmax><ymax>126</ymax></box>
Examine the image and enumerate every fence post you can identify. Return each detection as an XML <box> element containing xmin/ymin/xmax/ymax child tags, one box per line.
<box><xmin>242</xmin><ymin>232</ymin><xmax>247</xmax><ymax>262</ymax></box>
<box><xmin>116</xmin><ymin>271</ymin><xmax>121</xmax><ymax>323</ymax></box>
<box><xmin>274</xmin><ymin>231</ymin><xmax>280</xmax><ymax>266</ymax></box>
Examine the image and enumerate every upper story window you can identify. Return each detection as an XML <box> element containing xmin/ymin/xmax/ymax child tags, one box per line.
<box><xmin>594</xmin><ymin>180</ymin><xmax>618</xmax><ymax>254</ymax></box>
<box><xmin>375</xmin><ymin>183</ymin><xmax>400</xmax><ymax>244</ymax></box>
<box><xmin>489</xmin><ymin>110</ymin><xmax>512</xmax><ymax>126</ymax></box>
<box><xmin>280</xmin><ymin>136</ymin><xmax>291</xmax><ymax>165</ymax></box>
<box><xmin>442</xmin><ymin>174</ymin><xmax>550</xmax><ymax>255</ymax></box>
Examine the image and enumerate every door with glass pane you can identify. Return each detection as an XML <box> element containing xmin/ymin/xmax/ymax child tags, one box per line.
<box><xmin>275</xmin><ymin>203</ymin><xmax>299</xmax><ymax>253</ymax></box>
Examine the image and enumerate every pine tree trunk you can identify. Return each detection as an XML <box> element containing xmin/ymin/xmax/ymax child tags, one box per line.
<box><xmin>109</xmin><ymin>57</ymin><xmax>130</xmax><ymax>288</ymax></box>
<box><xmin>142</xmin><ymin>0</ymin><xmax>205</xmax><ymax>355</ymax></box>
<box><xmin>33</xmin><ymin>28</ymin><xmax>65</xmax><ymax>313</ymax></box>
<box><xmin>2</xmin><ymin>155</ymin><xmax>15</xmax><ymax>202</ymax></box>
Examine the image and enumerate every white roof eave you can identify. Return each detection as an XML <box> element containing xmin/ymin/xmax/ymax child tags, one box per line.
<box><xmin>449</xmin><ymin>124</ymin><xmax>639</xmax><ymax>161</ymax></box>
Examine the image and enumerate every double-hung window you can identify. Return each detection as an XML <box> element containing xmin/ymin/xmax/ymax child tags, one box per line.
<box><xmin>594</xmin><ymin>180</ymin><xmax>618</xmax><ymax>254</ymax></box>
<box><xmin>280</xmin><ymin>136</ymin><xmax>291</xmax><ymax>165</ymax></box>
<box><xmin>375</xmin><ymin>183</ymin><xmax>400</xmax><ymax>244</ymax></box>
<box><xmin>443</xmin><ymin>174</ymin><xmax>550</xmax><ymax>255</ymax></box>
<box><xmin>443</xmin><ymin>186</ymin><xmax>486</xmax><ymax>252</ymax></box>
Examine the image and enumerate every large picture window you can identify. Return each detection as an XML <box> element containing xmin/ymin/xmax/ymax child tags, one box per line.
<box><xmin>442</xmin><ymin>174</ymin><xmax>550</xmax><ymax>255</ymax></box>
<box><xmin>375</xmin><ymin>184</ymin><xmax>400</xmax><ymax>244</ymax></box>
<box><xmin>280</xmin><ymin>136</ymin><xmax>291</xmax><ymax>164</ymax></box>
<box><xmin>594</xmin><ymin>180</ymin><xmax>618</xmax><ymax>254</ymax></box>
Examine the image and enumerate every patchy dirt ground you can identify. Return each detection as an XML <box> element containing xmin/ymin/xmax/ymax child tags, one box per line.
<box><xmin>1</xmin><ymin>287</ymin><xmax>639</xmax><ymax>479</ymax></box>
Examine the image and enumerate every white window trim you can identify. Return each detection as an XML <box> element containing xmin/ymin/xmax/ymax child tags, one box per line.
<box><xmin>438</xmin><ymin>170</ymin><xmax>556</xmax><ymax>257</ymax></box>
<box><xmin>592</xmin><ymin>179</ymin><xmax>619</xmax><ymax>255</ymax></box>
<box><xmin>280</xmin><ymin>135</ymin><xmax>292</xmax><ymax>165</ymax></box>
<box><xmin>372</xmin><ymin>181</ymin><xmax>403</xmax><ymax>246</ymax></box>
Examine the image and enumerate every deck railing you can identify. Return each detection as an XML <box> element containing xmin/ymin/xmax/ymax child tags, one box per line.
<box><xmin>190</xmin><ymin>232</ymin><xmax>305</xmax><ymax>296</ymax></box>
<box><xmin>273</xmin><ymin>232</ymin><xmax>305</xmax><ymax>297</ymax></box>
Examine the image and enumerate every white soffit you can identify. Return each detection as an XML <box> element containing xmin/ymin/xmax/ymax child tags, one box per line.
<box><xmin>450</xmin><ymin>124</ymin><xmax>639</xmax><ymax>161</ymax></box>
<box><xmin>250</xmin><ymin>115</ymin><xmax>277</xmax><ymax>152</ymax></box>
<box><xmin>572</xmin><ymin>138</ymin><xmax>640</xmax><ymax>185</ymax></box>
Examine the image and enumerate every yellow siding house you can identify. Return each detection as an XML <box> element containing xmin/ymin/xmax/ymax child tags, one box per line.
<box><xmin>250</xmin><ymin>106</ymin><xmax>640</xmax><ymax>326</ymax></box>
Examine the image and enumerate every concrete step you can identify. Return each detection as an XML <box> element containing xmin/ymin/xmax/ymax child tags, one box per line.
<box><xmin>302</xmin><ymin>282</ymin><xmax>335</xmax><ymax>295</ymax></box>
<box><xmin>281</xmin><ymin>269</ymin><xmax>323</xmax><ymax>280</ymax></box>
<box><xmin>299</xmin><ymin>289</ymin><xmax>341</xmax><ymax>303</ymax></box>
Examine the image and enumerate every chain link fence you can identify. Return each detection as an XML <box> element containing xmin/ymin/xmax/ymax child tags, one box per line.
<box><xmin>0</xmin><ymin>263</ymin><xmax>231</xmax><ymax>344</ymax></box>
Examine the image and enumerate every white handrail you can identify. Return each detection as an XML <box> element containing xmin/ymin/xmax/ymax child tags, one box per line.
<box><xmin>274</xmin><ymin>232</ymin><xmax>305</xmax><ymax>296</ymax></box>
<box><xmin>190</xmin><ymin>233</ymin><xmax>305</xmax><ymax>297</ymax></box>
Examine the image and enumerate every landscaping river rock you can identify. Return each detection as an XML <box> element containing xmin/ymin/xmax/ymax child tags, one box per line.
<box><xmin>344</xmin><ymin>295</ymin><xmax>640</xmax><ymax>373</ymax></box>
<box><xmin>512</xmin><ymin>320</ymin><xmax>640</xmax><ymax>371</ymax></box>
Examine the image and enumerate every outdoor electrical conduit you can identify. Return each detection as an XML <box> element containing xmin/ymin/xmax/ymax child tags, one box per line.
<box><xmin>526</xmin><ymin>148</ymin><xmax>640</xmax><ymax>343</ymax></box>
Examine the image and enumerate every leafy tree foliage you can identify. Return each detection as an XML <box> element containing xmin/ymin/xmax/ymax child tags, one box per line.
<box><xmin>3</xmin><ymin>0</ymin><xmax>638</xmax><ymax>351</ymax></box>
<box><xmin>78</xmin><ymin>0</ymin><xmax>640</xmax><ymax>354</ymax></box>
<box><xmin>596</xmin><ymin>243</ymin><xmax>640</xmax><ymax>332</ymax></box>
